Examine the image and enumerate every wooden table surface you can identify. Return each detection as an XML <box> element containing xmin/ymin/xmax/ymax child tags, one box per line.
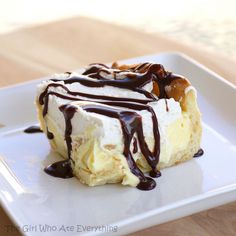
<box><xmin>0</xmin><ymin>17</ymin><xmax>235</xmax><ymax>236</ymax></box>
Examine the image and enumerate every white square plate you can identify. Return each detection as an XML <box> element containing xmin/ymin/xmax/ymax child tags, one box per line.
<box><xmin>0</xmin><ymin>53</ymin><xmax>236</xmax><ymax>236</ymax></box>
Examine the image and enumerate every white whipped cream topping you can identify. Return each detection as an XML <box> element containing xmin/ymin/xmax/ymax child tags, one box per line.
<box><xmin>69</xmin><ymin>98</ymin><xmax>181</xmax><ymax>148</ymax></box>
<box><xmin>38</xmin><ymin>72</ymin><xmax>153</xmax><ymax>101</ymax></box>
<box><xmin>37</xmin><ymin>73</ymin><xmax>182</xmax><ymax>156</ymax></box>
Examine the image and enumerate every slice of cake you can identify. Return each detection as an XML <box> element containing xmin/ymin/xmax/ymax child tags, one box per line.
<box><xmin>36</xmin><ymin>62</ymin><xmax>202</xmax><ymax>190</ymax></box>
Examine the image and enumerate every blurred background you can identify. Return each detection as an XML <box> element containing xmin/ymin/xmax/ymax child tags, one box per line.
<box><xmin>0</xmin><ymin>0</ymin><xmax>235</xmax><ymax>61</ymax></box>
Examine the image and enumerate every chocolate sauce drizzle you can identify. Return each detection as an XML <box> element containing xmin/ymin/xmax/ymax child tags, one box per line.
<box><xmin>24</xmin><ymin>124</ymin><xmax>53</xmax><ymax>139</ymax></box>
<box><xmin>165</xmin><ymin>99</ymin><xmax>169</xmax><ymax>112</ymax></box>
<box><xmin>133</xmin><ymin>137</ymin><xmax>138</xmax><ymax>154</ymax></box>
<box><xmin>44</xmin><ymin>160</ymin><xmax>73</xmax><ymax>178</ymax></box>
<box><xmin>193</xmin><ymin>148</ymin><xmax>204</xmax><ymax>157</ymax></box>
<box><xmin>41</xmin><ymin>62</ymin><xmax>195</xmax><ymax>190</ymax></box>
<box><xmin>24</xmin><ymin>125</ymin><xmax>43</xmax><ymax>133</ymax></box>
<box><xmin>46</xmin><ymin>128</ymin><xmax>54</xmax><ymax>140</ymax></box>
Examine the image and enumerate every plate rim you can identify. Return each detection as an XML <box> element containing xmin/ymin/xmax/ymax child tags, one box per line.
<box><xmin>0</xmin><ymin>52</ymin><xmax>235</xmax><ymax>92</ymax></box>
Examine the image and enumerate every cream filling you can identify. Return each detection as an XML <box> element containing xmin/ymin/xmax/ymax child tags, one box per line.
<box><xmin>42</xmin><ymin>102</ymin><xmax>191</xmax><ymax>187</ymax></box>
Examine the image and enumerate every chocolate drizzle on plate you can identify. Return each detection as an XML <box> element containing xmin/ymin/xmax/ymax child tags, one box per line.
<box><xmin>193</xmin><ymin>148</ymin><xmax>204</xmax><ymax>157</ymax></box>
<box><xmin>44</xmin><ymin>160</ymin><xmax>73</xmax><ymax>178</ymax></box>
<box><xmin>39</xmin><ymin>62</ymin><xmax>199</xmax><ymax>190</ymax></box>
<box><xmin>24</xmin><ymin>125</ymin><xmax>43</xmax><ymax>133</ymax></box>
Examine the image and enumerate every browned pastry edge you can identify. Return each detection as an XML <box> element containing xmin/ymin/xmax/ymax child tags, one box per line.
<box><xmin>112</xmin><ymin>62</ymin><xmax>191</xmax><ymax>110</ymax></box>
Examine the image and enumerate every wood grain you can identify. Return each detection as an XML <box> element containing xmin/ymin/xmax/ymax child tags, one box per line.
<box><xmin>0</xmin><ymin>16</ymin><xmax>235</xmax><ymax>236</ymax></box>
<box><xmin>130</xmin><ymin>201</ymin><xmax>236</xmax><ymax>236</ymax></box>
<box><xmin>0</xmin><ymin>17</ymin><xmax>236</xmax><ymax>87</ymax></box>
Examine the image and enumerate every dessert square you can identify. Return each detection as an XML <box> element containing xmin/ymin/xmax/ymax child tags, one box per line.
<box><xmin>36</xmin><ymin>62</ymin><xmax>202</xmax><ymax>190</ymax></box>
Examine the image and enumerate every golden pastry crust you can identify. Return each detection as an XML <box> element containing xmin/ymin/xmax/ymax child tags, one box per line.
<box><xmin>112</xmin><ymin>62</ymin><xmax>191</xmax><ymax>106</ymax></box>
